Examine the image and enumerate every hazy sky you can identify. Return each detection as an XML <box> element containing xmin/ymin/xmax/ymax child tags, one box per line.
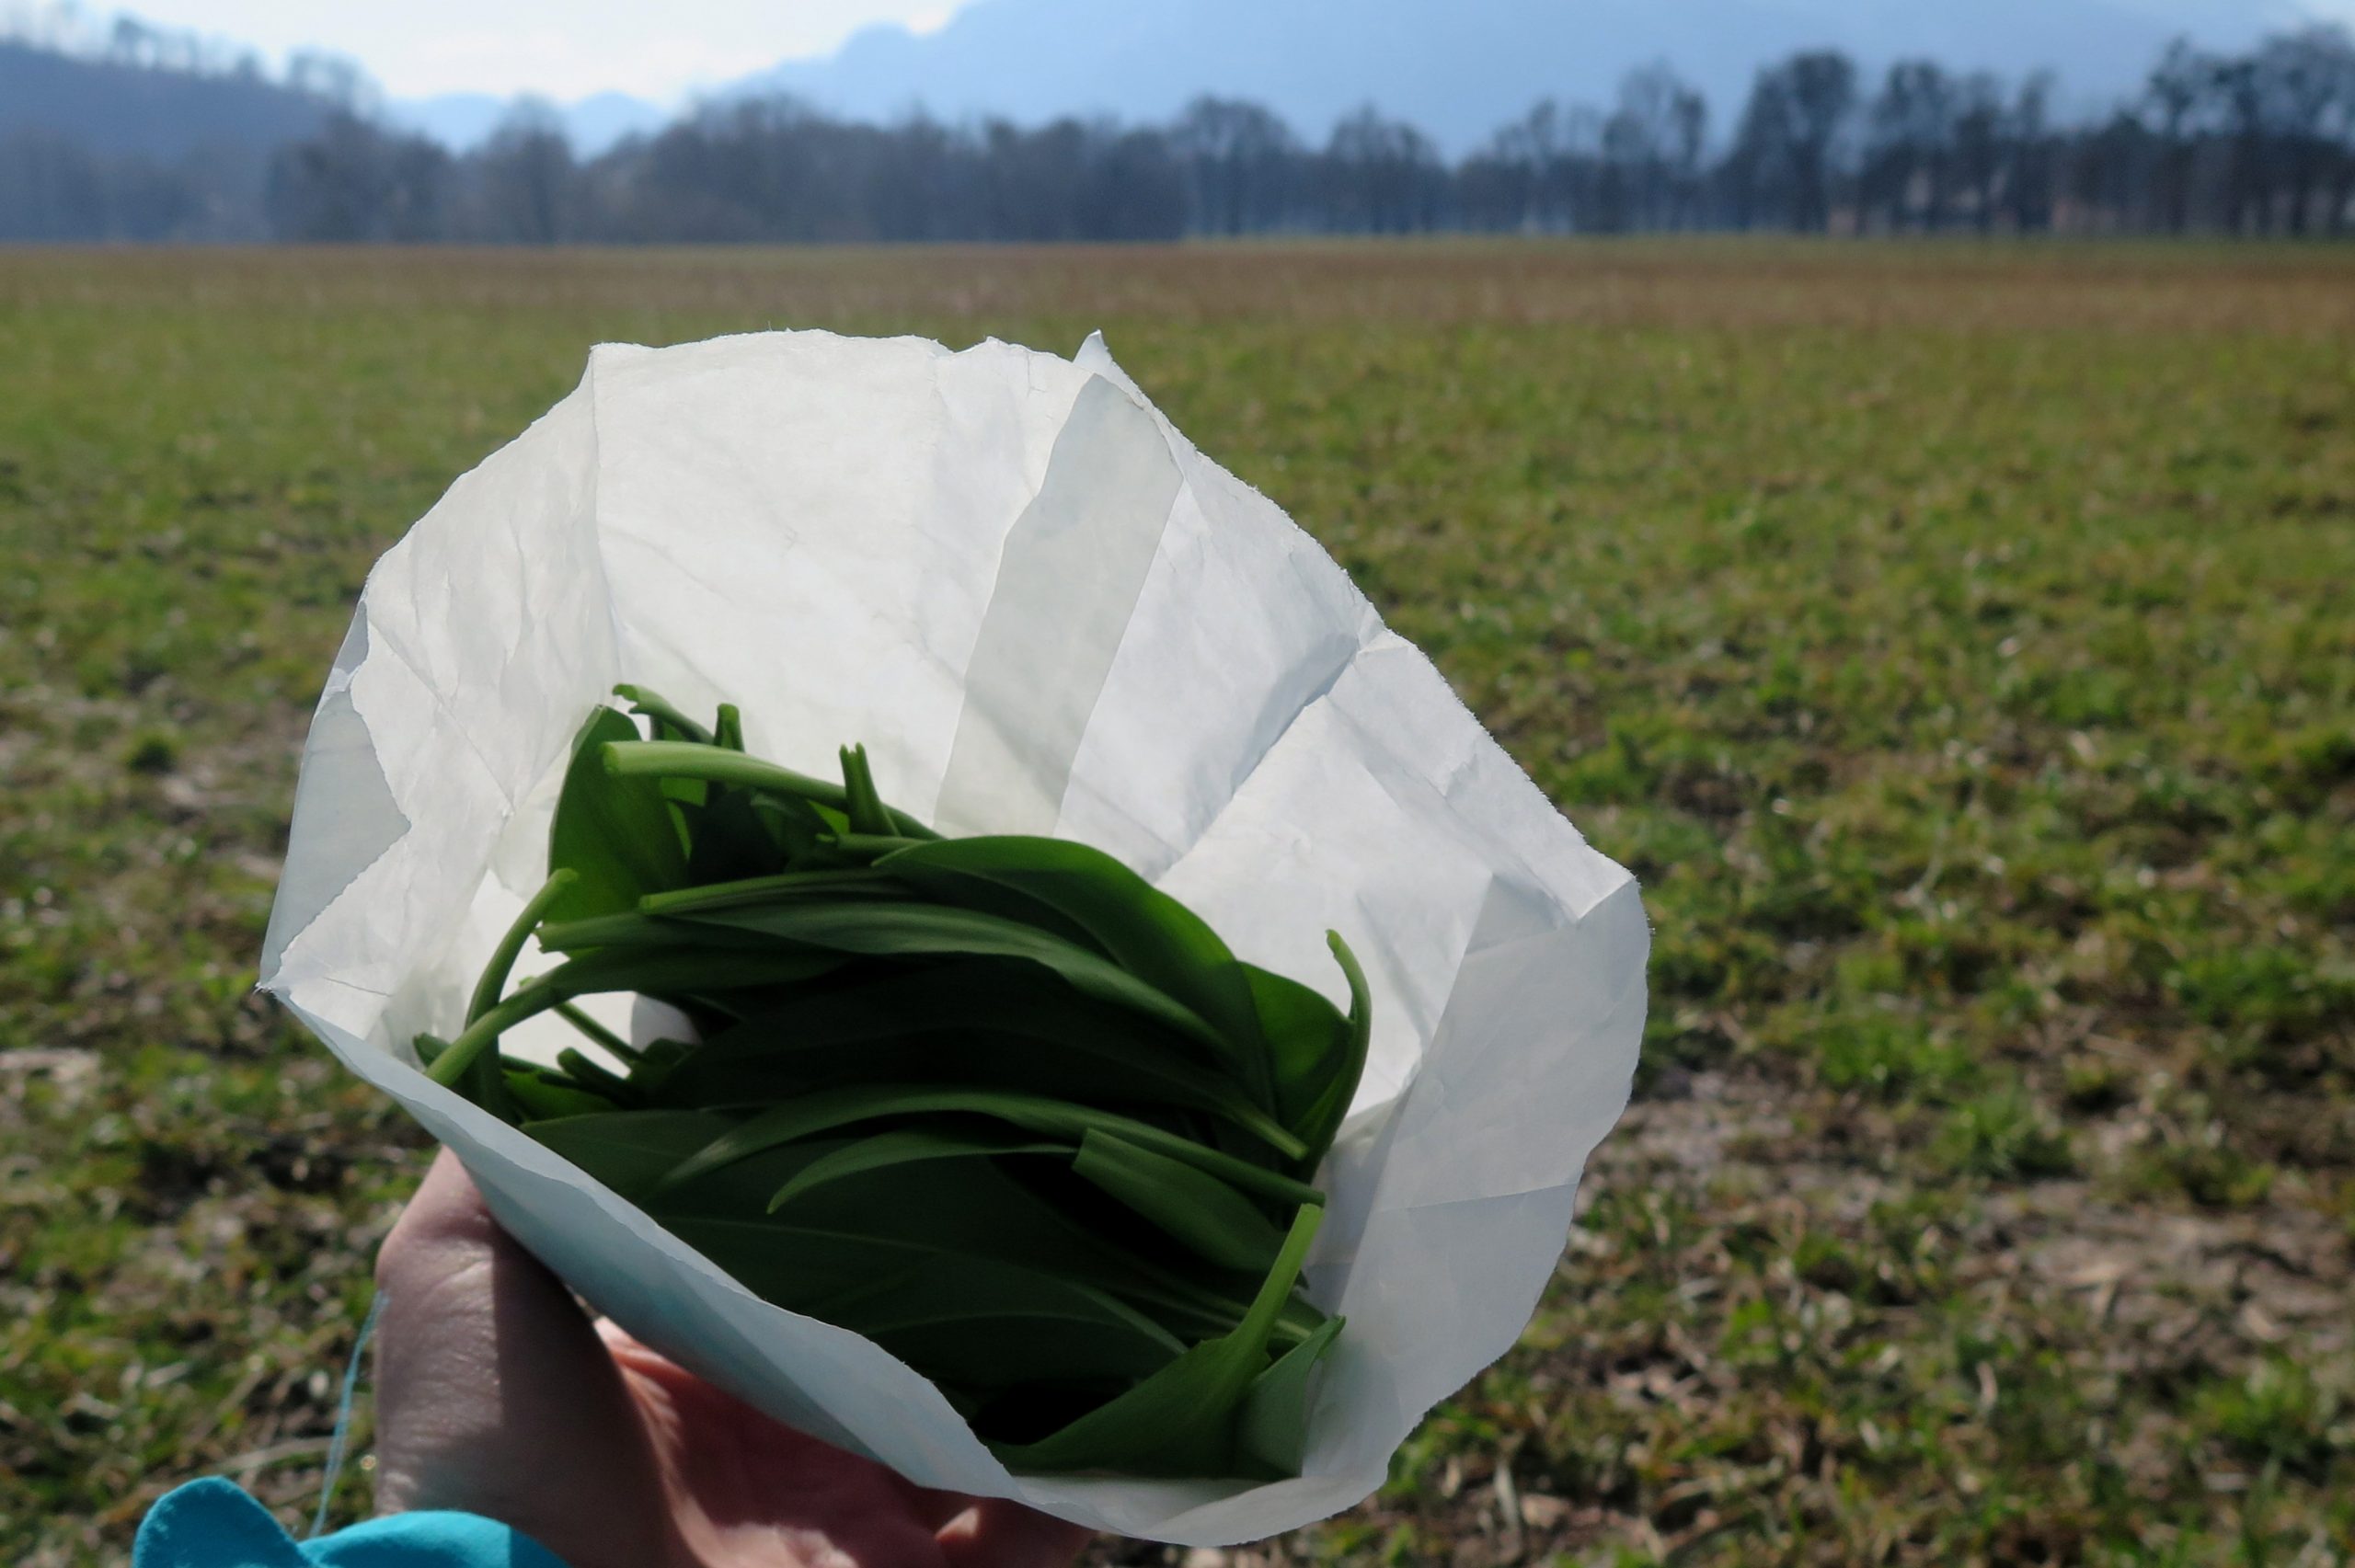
<box><xmin>109</xmin><ymin>0</ymin><xmax>981</xmax><ymax>101</ymax></box>
<box><xmin>74</xmin><ymin>0</ymin><xmax>2355</xmax><ymax>105</ymax></box>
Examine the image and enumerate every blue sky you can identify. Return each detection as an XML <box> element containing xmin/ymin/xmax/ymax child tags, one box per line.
<box><xmin>72</xmin><ymin>0</ymin><xmax>2355</xmax><ymax>106</ymax></box>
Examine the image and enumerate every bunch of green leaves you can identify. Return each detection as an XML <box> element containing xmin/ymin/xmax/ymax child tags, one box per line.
<box><xmin>417</xmin><ymin>686</ymin><xmax>1372</xmax><ymax>1480</ymax></box>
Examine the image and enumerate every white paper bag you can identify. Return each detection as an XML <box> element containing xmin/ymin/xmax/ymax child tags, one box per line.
<box><xmin>259</xmin><ymin>329</ymin><xmax>1648</xmax><ymax>1546</ymax></box>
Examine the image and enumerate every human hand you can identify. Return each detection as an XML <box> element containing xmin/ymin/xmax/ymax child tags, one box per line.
<box><xmin>372</xmin><ymin>1147</ymin><xmax>1097</xmax><ymax>1568</ymax></box>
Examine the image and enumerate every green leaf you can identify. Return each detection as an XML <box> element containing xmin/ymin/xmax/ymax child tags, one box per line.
<box><xmin>838</xmin><ymin>744</ymin><xmax>896</xmax><ymax>836</ymax></box>
<box><xmin>553</xmin><ymin>1000</ymin><xmax>640</xmax><ymax>1066</ymax></box>
<box><xmin>806</xmin><ymin>1256</ymin><xmax>1188</xmax><ymax>1394</ymax></box>
<box><xmin>1244</xmin><ymin>944</ymin><xmax>1376</xmax><ymax>1172</ymax></box>
<box><xmin>546</xmin><ymin>707</ymin><xmax>692</xmax><ymax>923</ymax></box>
<box><xmin>442</xmin><ymin>695</ymin><xmax>1376</xmax><ymax>1482</ymax></box>
<box><xmin>503</xmin><ymin>1067</ymin><xmax>618</xmax><ymax>1121</ymax></box>
<box><xmin>612</xmin><ymin>683</ymin><xmax>713</xmax><ymax>745</ymax></box>
<box><xmin>424</xmin><ymin>944</ymin><xmax>847</xmax><ymax>1090</ymax></box>
<box><xmin>879</xmin><ymin>837</ymin><xmax>1278</xmax><ymax>1107</ymax></box>
<box><xmin>523</xmin><ymin>1109</ymin><xmax>738</xmax><ymax>1200</ymax></box>
<box><xmin>684</xmin><ymin>784</ymin><xmax>788</xmax><ymax>887</ymax></box>
<box><xmin>555</xmin><ymin>1047</ymin><xmax>638</xmax><ymax>1104</ymax></box>
<box><xmin>651</xmin><ymin>962</ymin><xmax>1304</xmax><ymax>1158</ymax></box>
<box><xmin>823</xmin><ymin>832</ymin><xmax>929</xmax><ymax>861</ymax></box>
<box><xmin>713</xmin><ymin>704</ymin><xmax>745</xmax><ymax>751</ymax></box>
<box><xmin>1292</xmin><ymin>932</ymin><xmax>1373</xmax><ymax>1160</ymax></box>
<box><xmin>465</xmin><ymin>1039</ymin><xmax>522</xmax><ymax>1124</ymax></box>
<box><xmin>989</xmin><ymin>1203</ymin><xmax>1326</xmax><ymax>1476</ymax></box>
<box><xmin>532</xmin><ymin>910</ymin><xmax>786</xmax><ymax>953</ymax></box>
<box><xmin>655</xmin><ymin>1083</ymin><xmax>1324</xmax><ymax>1208</ymax></box>
<box><xmin>1235</xmin><ymin>1313</ymin><xmax>1346</xmax><ymax>1478</ymax></box>
<box><xmin>765</xmin><ymin>1124</ymin><xmax>1072</xmax><ymax>1212</ymax></box>
<box><xmin>645</xmin><ymin>896</ymin><xmax>1238</xmax><ymax>1068</ymax></box>
<box><xmin>636</xmin><ymin>866</ymin><xmax>907</xmax><ymax>912</ymax></box>
<box><xmin>1071</xmin><ymin>1129</ymin><xmax>1286</xmax><ymax>1274</ymax></box>
<box><xmin>466</xmin><ymin>869</ymin><xmax>577</xmax><ymax>1026</ymax></box>
<box><xmin>603</xmin><ymin>740</ymin><xmax>939</xmax><ymax>841</ymax></box>
<box><xmin>657</xmin><ymin>1155</ymin><xmax>1177</xmax><ymax>1305</ymax></box>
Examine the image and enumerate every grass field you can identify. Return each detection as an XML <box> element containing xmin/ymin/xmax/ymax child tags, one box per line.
<box><xmin>3</xmin><ymin>240</ymin><xmax>2352</xmax><ymax>1566</ymax></box>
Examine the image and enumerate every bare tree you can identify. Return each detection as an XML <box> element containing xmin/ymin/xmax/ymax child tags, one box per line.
<box><xmin>1322</xmin><ymin>106</ymin><xmax>1445</xmax><ymax>233</ymax></box>
<box><xmin>1730</xmin><ymin>50</ymin><xmax>1857</xmax><ymax>231</ymax></box>
<box><xmin>265</xmin><ymin>111</ymin><xmax>450</xmax><ymax>240</ymax></box>
<box><xmin>2144</xmin><ymin>39</ymin><xmax>2214</xmax><ymax>232</ymax></box>
<box><xmin>1605</xmin><ymin>63</ymin><xmax>1708</xmax><ymax>229</ymax></box>
<box><xmin>464</xmin><ymin>101</ymin><xmax>575</xmax><ymax>243</ymax></box>
<box><xmin>2255</xmin><ymin>28</ymin><xmax>2354</xmax><ymax>234</ymax></box>
<box><xmin>2004</xmin><ymin>72</ymin><xmax>2058</xmax><ymax>231</ymax></box>
<box><xmin>1172</xmin><ymin>97</ymin><xmax>1298</xmax><ymax>235</ymax></box>
<box><xmin>1866</xmin><ymin>61</ymin><xmax>1955</xmax><ymax>230</ymax></box>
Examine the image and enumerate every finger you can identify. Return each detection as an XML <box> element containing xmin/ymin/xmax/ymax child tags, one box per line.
<box><xmin>905</xmin><ymin>1481</ymin><xmax>998</xmax><ymax>1534</ymax></box>
<box><xmin>372</xmin><ymin>1148</ymin><xmax>664</xmax><ymax>1562</ymax></box>
<box><xmin>936</xmin><ymin>1498</ymin><xmax>1096</xmax><ymax>1568</ymax></box>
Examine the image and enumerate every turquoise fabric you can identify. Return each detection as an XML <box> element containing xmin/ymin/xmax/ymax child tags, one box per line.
<box><xmin>134</xmin><ymin>1478</ymin><xmax>571</xmax><ymax>1568</ymax></box>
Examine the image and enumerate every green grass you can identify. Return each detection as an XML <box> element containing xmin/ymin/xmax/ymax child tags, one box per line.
<box><xmin>3</xmin><ymin>241</ymin><xmax>2351</xmax><ymax>1565</ymax></box>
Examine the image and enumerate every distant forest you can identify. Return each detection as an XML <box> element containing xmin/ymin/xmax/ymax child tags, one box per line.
<box><xmin>5</xmin><ymin>16</ymin><xmax>2354</xmax><ymax>243</ymax></box>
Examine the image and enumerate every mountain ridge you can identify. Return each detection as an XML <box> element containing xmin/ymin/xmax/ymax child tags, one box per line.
<box><xmin>0</xmin><ymin>37</ymin><xmax>326</xmax><ymax>161</ymax></box>
<box><xmin>732</xmin><ymin>0</ymin><xmax>2307</xmax><ymax>153</ymax></box>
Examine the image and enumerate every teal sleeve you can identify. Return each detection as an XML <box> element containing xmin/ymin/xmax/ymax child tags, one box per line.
<box><xmin>134</xmin><ymin>1477</ymin><xmax>572</xmax><ymax>1568</ymax></box>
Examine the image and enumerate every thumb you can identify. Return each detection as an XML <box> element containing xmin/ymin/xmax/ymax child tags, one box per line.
<box><xmin>936</xmin><ymin>1499</ymin><xmax>1096</xmax><ymax>1568</ymax></box>
<box><xmin>372</xmin><ymin>1147</ymin><xmax>665</xmax><ymax>1562</ymax></box>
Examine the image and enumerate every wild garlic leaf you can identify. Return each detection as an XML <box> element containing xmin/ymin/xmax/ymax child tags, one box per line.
<box><xmin>1235</xmin><ymin>1314</ymin><xmax>1347</xmax><ymax>1479</ymax></box>
<box><xmin>523</xmin><ymin>1109</ymin><xmax>738</xmax><ymax>1201</ymax></box>
<box><xmin>1071</xmin><ymin>1128</ymin><xmax>1287</xmax><ymax>1274</ymax></box>
<box><xmin>546</xmin><ymin>707</ymin><xmax>692</xmax><ymax>923</ymax></box>
<box><xmin>987</xmin><ymin>1204</ymin><xmax>1325</xmax><ymax>1475</ymax></box>
<box><xmin>503</xmin><ymin>1067</ymin><xmax>619</xmax><ymax>1122</ymax></box>
<box><xmin>764</xmin><ymin>1125</ymin><xmax>1074</xmax><ymax>1212</ymax></box>
<box><xmin>879</xmin><ymin>837</ymin><xmax>1277</xmax><ymax>1108</ymax></box>
<box><xmin>649</xmin><ymin>897</ymin><xmax>1237</xmax><ymax>1065</ymax></box>
<box><xmin>810</xmin><ymin>1255</ymin><xmax>1189</xmax><ymax>1392</ymax></box>
<box><xmin>440</xmin><ymin>694</ymin><xmax>1376</xmax><ymax>1480</ymax></box>
<box><xmin>657</xmin><ymin>1083</ymin><xmax>1323</xmax><ymax>1208</ymax></box>
<box><xmin>652</xmin><ymin>963</ymin><xmax>1302</xmax><ymax>1156</ymax></box>
<box><xmin>611</xmin><ymin>683</ymin><xmax>713</xmax><ymax>745</ymax></box>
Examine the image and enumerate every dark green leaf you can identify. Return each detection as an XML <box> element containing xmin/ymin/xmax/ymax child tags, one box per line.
<box><xmin>546</xmin><ymin>708</ymin><xmax>692</xmax><ymax>922</ymax></box>
<box><xmin>424</xmin><ymin>944</ymin><xmax>847</xmax><ymax>1090</ymax></box>
<box><xmin>988</xmin><ymin>1203</ymin><xmax>1325</xmax><ymax>1475</ymax></box>
<box><xmin>879</xmin><ymin>837</ymin><xmax>1277</xmax><ymax>1107</ymax></box>
<box><xmin>838</xmin><ymin>744</ymin><xmax>895</xmax><ymax>836</ymax></box>
<box><xmin>1292</xmin><ymin>932</ymin><xmax>1373</xmax><ymax>1160</ymax></box>
<box><xmin>1072</xmin><ymin>1128</ymin><xmax>1286</xmax><ymax>1274</ymax></box>
<box><xmin>503</xmin><ymin>1067</ymin><xmax>618</xmax><ymax>1121</ymax></box>
<box><xmin>523</xmin><ymin>1109</ymin><xmax>738</xmax><ymax>1200</ymax></box>
<box><xmin>765</xmin><ymin>1124</ymin><xmax>1072</xmax><ymax>1212</ymax></box>
<box><xmin>651</xmin><ymin>962</ymin><xmax>1303</xmax><ymax>1157</ymax></box>
<box><xmin>811</xmin><ymin>1256</ymin><xmax>1187</xmax><ymax>1392</ymax></box>
<box><xmin>656</xmin><ymin>1083</ymin><xmax>1323</xmax><ymax>1208</ymax></box>
<box><xmin>466</xmin><ymin>869</ymin><xmax>578</xmax><ymax>1026</ymax></box>
<box><xmin>603</xmin><ymin>740</ymin><xmax>938</xmax><ymax>841</ymax></box>
<box><xmin>554</xmin><ymin>1001</ymin><xmax>640</xmax><ymax>1066</ymax></box>
<box><xmin>646</xmin><ymin>897</ymin><xmax>1237</xmax><ymax>1067</ymax></box>
<box><xmin>1235</xmin><ymin>1314</ymin><xmax>1346</xmax><ymax>1478</ymax></box>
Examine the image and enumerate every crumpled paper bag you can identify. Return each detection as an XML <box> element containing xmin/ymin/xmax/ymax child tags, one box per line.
<box><xmin>259</xmin><ymin>328</ymin><xmax>1648</xmax><ymax>1546</ymax></box>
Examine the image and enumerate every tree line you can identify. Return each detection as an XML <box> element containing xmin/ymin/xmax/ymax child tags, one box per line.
<box><xmin>9</xmin><ymin>20</ymin><xmax>2354</xmax><ymax>243</ymax></box>
<box><xmin>266</xmin><ymin>26</ymin><xmax>2355</xmax><ymax>242</ymax></box>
